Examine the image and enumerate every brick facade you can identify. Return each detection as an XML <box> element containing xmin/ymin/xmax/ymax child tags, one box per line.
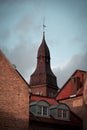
<box><xmin>59</xmin><ymin>96</ymin><xmax>83</xmax><ymax>119</ymax></box>
<box><xmin>0</xmin><ymin>51</ymin><xmax>29</xmax><ymax>130</ymax></box>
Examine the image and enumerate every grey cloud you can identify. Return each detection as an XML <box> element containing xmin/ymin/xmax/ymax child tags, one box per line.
<box><xmin>53</xmin><ymin>52</ymin><xmax>87</xmax><ymax>88</ymax></box>
<box><xmin>0</xmin><ymin>41</ymin><xmax>38</xmax><ymax>83</ymax></box>
<box><xmin>13</xmin><ymin>14</ymin><xmax>41</xmax><ymax>43</ymax></box>
<box><xmin>1</xmin><ymin>43</ymin><xmax>87</xmax><ymax>87</ymax></box>
<box><xmin>0</xmin><ymin>29</ymin><xmax>10</xmax><ymax>44</ymax></box>
<box><xmin>0</xmin><ymin>0</ymin><xmax>24</xmax><ymax>5</ymax></box>
<box><xmin>15</xmin><ymin>15</ymin><xmax>34</xmax><ymax>34</ymax></box>
<box><xmin>9</xmin><ymin>43</ymin><xmax>37</xmax><ymax>76</ymax></box>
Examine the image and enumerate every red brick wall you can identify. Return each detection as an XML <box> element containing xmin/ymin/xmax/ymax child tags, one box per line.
<box><xmin>0</xmin><ymin>51</ymin><xmax>29</xmax><ymax>130</ymax></box>
<box><xmin>31</xmin><ymin>85</ymin><xmax>57</xmax><ymax>97</ymax></box>
<box><xmin>31</xmin><ymin>85</ymin><xmax>46</xmax><ymax>96</ymax></box>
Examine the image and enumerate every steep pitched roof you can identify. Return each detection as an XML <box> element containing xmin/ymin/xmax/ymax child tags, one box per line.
<box><xmin>56</xmin><ymin>69</ymin><xmax>87</xmax><ymax>101</ymax></box>
<box><xmin>37</xmin><ymin>35</ymin><xmax>50</xmax><ymax>58</ymax></box>
<box><xmin>30</xmin><ymin>35</ymin><xmax>58</xmax><ymax>97</ymax></box>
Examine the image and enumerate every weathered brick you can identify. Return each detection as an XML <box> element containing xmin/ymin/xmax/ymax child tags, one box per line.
<box><xmin>0</xmin><ymin>51</ymin><xmax>29</xmax><ymax>130</ymax></box>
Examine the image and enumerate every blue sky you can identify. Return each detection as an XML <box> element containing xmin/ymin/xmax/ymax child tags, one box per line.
<box><xmin>0</xmin><ymin>0</ymin><xmax>87</xmax><ymax>87</ymax></box>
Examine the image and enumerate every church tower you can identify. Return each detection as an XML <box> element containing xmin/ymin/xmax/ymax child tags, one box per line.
<box><xmin>30</xmin><ymin>31</ymin><xmax>59</xmax><ymax>97</ymax></box>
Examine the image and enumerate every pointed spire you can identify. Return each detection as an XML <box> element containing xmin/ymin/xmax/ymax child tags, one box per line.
<box><xmin>38</xmin><ymin>19</ymin><xmax>49</xmax><ymax>59</ymax></box>
<box><xmin>29</xmin><ymin>19</ymin><xmax>59</xmax><ymax>97</ymax></box>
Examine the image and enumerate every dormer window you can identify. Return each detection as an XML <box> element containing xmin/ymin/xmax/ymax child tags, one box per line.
<box><xmin>58</xmin><ymin>108</ymin><xmax>69</xmax><ymax>119</ymax></box>
<box><xmin>37</xmin><ymin>105</ymin><xmax>48</xmax><ymax>116</ymax></box>
<box><xmin>30</xmin><ymin>100</ymin><xmax>50</xmax><ymax>118</ymax></box>
<box><xmin>50</xmin><ymin>103</ymin><xmax>70</xmax><ymax>121</ymax></box>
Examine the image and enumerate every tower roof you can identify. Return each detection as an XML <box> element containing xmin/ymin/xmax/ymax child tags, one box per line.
<box><xmin>30</xmin><ymin>33</ymin><xmax>58</xmax><ymax>97</ymax></box>
<box><xmin>37</xmin><ymin>34</ymin><xmax>50</xmax><ymax>59</ymax></box>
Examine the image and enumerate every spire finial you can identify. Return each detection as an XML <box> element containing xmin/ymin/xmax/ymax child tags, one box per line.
<box><xmin>43</xmin><ymin>17</ymin><xmax>46</xmax><ymax>39</ymax></box>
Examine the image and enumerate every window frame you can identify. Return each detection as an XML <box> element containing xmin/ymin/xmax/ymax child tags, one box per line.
<box><xmin>37</xmin><ymin>105</ymin><xmax>49</xmax><ymax>117</ymax></box>
<box><xmin>58</xmin><ymin>108</ymin><xmax>69</xmax><ymax>119</ymax></box>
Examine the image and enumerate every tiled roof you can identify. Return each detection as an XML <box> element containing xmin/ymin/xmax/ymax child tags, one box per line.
<box><xmin>30</xmin><ymin>94</ymin><xmax>58</xmax><ymax>105</ymax></box>
<box><xmin>37</xmin><ymin>34</ymin><xmax>50</xmax><ymax>58</ymax></box>
<box><xmin>56</xmin><ymin>70</ymin><xmax>86</xmax><ymax>100</ymax></box>
<box><xmin>30</xmin><ymin>111</ymin><xmax>82</xmax><ymax>127</ymax></box>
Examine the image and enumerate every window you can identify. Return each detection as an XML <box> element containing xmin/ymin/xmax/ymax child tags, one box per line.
<box><xmin>37</xmin><ymin>105</ymin><xmax>48</xmax><ymax>116</ymax></box>
<box><xmin>58</xmin><ymin>108</ymin><xmax>68</xmax><ymax>119</ymax></box>
<box><xmin>63</xmin><ymin>109</ymin><xmax>67</xmax><ymax>118</ymax></box>
<box><xmin>58</xmin><ymin>108</ymin><xmax>63</xmax><ymax>117</ymax></box>
<box><xmin>30</xmin><ymin>100</ymin><xmax>50</xmax><ymax>117</ymax></box>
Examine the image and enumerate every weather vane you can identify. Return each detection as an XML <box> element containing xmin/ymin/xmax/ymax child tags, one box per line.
<box><xmin>43</xmin><ymin>17</ymin><xmax>46</xmax><ymax>37</ymax></box>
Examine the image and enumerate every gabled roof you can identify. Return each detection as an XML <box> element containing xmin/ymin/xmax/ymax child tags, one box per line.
<box><xmin>56</xmin><ymin>69</ymin><xmax>87</xmax><ymax>101</ymax></box>
<box><xmin>0</xmin><ymin>50</ymin><xmax>30</xmax><ymax>88</ymax></box>
<box><xmin>0</xmin><ymin>50</ymin><xmax>29</xmax><ymax>129</ymax></box>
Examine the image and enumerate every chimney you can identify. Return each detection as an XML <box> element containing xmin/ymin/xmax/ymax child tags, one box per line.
<box><xmin>71</xmin><ymin>76</ymin><xmax>80</xmax><ymax>95</ymax></box>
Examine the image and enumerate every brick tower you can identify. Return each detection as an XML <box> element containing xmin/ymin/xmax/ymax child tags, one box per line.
<box><xmin>30</xmin><ymin>32</ymin><xmax>59</xmax><ymax>97</ymax></box>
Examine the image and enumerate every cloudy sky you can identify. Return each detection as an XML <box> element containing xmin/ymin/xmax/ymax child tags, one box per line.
<box><xmin>0</xmin><ymin>0</ymin><xmax>87</xmax><ymax>88</ymax></box>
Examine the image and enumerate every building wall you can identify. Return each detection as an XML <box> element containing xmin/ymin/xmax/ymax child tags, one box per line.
<box><xmin>83</xmin><ymin>73</ymin><xmax>87</xmax><ymax>130</ymax></box>
<box><xmin>0</xmin><ymin>51</ymin><xmax>29</xmax><ymax>130</ymax></box>
<box><xmin>31</xmin><ymin>85</ymin><xmax>46</xmax><ymax>96</ymax></box>
<box><xmin>31</xmin><ymin>85</ymin><xmax>58</xmax><ymax>97</ymax></box>
<box><xmin>59</xmin><ymin>96</ymin><xmax>83</xmax><ymax>119</ymax></box>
